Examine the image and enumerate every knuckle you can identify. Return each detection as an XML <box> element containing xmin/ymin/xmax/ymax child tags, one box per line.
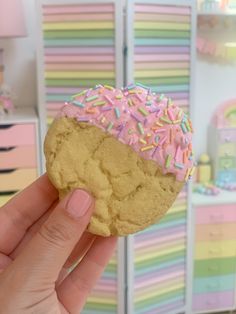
<box><xmin>39</xmin><ymin>222</ymin><xmax>73</xmax><ymax>247</ymax></box>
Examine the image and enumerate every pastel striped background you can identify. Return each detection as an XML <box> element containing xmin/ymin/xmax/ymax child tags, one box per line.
<box><xmin>133</xmin><ymin>3</ymin><xmax>192</xmax><ymax>114</ymax></box>
<box><xmin>42</xmin><ymin>3</ymin><xmax>117</xmax><ymax>125</ymax></box>
<box><xmin>129</xmin><ymin>2</ymin><xmax>194</xmax><ymax>313</ymax></box>
<box><xmin>41</xmin><ymin>3</ymin><xmax>120</xmax><ymax>313</ymax></box>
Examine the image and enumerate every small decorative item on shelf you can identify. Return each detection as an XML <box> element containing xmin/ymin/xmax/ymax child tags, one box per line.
<box><xmin>0</xmin><ymin>84</ymin><xmax>14</xmax><ymax>115</ymax></box>
<box><xmin>197</xmin><ymin>153</ymin><xmax>212</xmax><ymax>183</ymax></box>
<box><xmin>209</xmin><ymin>99</ymin><xmax>236</xmax><ymax>189</ymax></box>
<box><xmin>194</xmin><ymin>182</ymin><xmax>220</xmax><ymax>195</ymax></box>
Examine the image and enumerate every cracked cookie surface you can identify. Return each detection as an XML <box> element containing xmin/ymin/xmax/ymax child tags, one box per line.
<box><xmin>44</xmin><ymin>117</ymin><xmax>183</xmax><ymax>236</ymax></box>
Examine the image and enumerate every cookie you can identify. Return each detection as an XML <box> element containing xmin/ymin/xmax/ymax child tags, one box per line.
<box><xmin>44</xmin><ymin>84</ymin><xmax>194</xmax><ymax>236</ymax></box>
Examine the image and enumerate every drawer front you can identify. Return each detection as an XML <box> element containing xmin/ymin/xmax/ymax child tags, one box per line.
<box><xmin>219</xmin><ymin>157</ymin><xmax>236</xmax><ymax>170</ymax></box>
<box><xmin>219</xmin><ymin>129</ymin><xmax>236</xmax><ymax>143</ymax></box>
<box><xmin>193</xmin><ymin>275</ymin><xmax>235</xmax><ymax>294</ymax></box>
<box><xmin>194</xmin><ymin>257</ymin><xmax>236</xmax><ymax>277</ymax></box>
<box><xmin>0</xmin><ymin>124</ymin><xmax>35</xmax><ymax>147</ymax></box>
<box><xmin>218</xmin><ymin>143</ymin><xmax>236</xmax><ymax>157</ymax></box>
<box><xmin>216</xmin><ymin>170</ymin><xmax>236</xmax><ymax>183</ymax></box>
<box><xmin>0</xmin><ymin>169</ymin><xmax>37</xmax><ymax>191</ymax></box>
<box><xmin>0</xmin><ymin>146</ymin><xmax>37</xmax><ymax>169</ymax></box>
<box><xmin>195</xmin><ymin>241</ymin><xmax>236</xmax><ymax>260</ymax></box>
<box><xmin>196</xmin><ymin>204</ymin><xmax>236</xmax><ymax>224</ymax></box>
<box><xmin>193</xmin><ymin>290</ymin><xmax>234</xmax><ymax>311</ymax></box>
<box><xmin>195</xmin><ymin>224</ymin><xmax>236</xmax><ymax>242</ymax></box>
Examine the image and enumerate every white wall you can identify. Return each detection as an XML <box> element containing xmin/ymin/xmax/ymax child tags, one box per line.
<box><xmin>1</xmin><ymin>1</ymin><xmax>235</xmax><ymax>158</ymax></box>
<box><xmin>0</xmin><ymin>0</ymin><xmax>37</xmax><ymax>108</ymax></box>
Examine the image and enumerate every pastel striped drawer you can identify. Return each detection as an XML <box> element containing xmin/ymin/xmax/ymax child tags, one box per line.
<box><xmin>0</xmin><ymin>146</ymin><xmax>37</xmax><ymax>169</ymax></box>
<box><xmin>0</xmin><ymin>124</ymin><xmax>35</xmax><ymax>147</ymax></box>
<box><xmin>196</xmin><ymin>204</ymin><xmax>236</xmax><ymax>224</ymax></box>
<box><xmin>195</xmin><ymin>241</ymin><xmax>236</xmax><ymax>260</ymax></box>
<box><xmin>193</xmin><ymin>274</ymin><xmax>235</xmax><ymax>294</ymax></box>
<box><xmin>193</xmin><ymin>290</ymin><xmax>234</xmax><ymax>311</ymax></box>
<box><xmin>194</xmin><ymin>257</ymin><xmax>236</xmax><ymax>277</ymax></box>
<box><xmin>0</xmin><ymin>168</ymin><xmax>38</xmax><ymax>192</ymax></box>
<box><xmin>218</xmin><ymin>142</ymin><xmax>236</xmax><ymax>157</ymax></box>
<box><xmin>195</xmin><ymin>223</ymin><xmax>236</xmax><ymax>242</ymax></box>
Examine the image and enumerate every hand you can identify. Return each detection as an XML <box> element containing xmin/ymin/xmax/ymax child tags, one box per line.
<box><xmin>0</xmin><ymin>174</ymin><xmax>117</xmax><ymax>314</ymax></box>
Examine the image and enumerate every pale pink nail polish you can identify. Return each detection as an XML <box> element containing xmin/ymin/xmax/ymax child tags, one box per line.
<box><xmin>66</xmin><ymin>189</ymin><xmax>92</xmax><ymax>218</ymax></box>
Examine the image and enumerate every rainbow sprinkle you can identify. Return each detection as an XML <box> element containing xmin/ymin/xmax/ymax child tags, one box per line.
<box><xmin>86</xmin><ymin>95</ymin><xmax>99</xmax><ymax>102</ymax></box>
<box><xmin>165</xmin><ymin>154</ymin><xmax>172</xmax><ymax>168</ymax></box>
<box><xmin>137</xmin><ymin>122</ymin><xmax>145</xmax><ymax>135</ymax></box>
<box><xmin>93</xmin><ymin>101</ymin><xmax>107</xmax><ymax>107</ymax></box>
<box><xmin>138</xmin><ymin>107</ymin><xmax>149</xmax><ymax>117</ymax></box>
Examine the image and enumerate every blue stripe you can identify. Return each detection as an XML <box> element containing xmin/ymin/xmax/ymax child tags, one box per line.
<box><xmin>135</xmin><ymin>38</ymin><xmax>190</xmax><ymax>46</ymax></box>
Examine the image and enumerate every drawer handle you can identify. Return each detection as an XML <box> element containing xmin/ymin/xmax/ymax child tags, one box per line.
<box><xmin>206</xmin><ymin>299</ymin><xmax>218</xmax><ymax>306</ymax></box>
<box><xmin>210</xmin><ymin>214</ymin><xmax>224</xmax><ymax>220</ymax></box>
<box><xmin>0</xmin><ymin>124</ymin><xmax>14</xmax><ymax>129</ymax></box>
<box><xmin>207</xmin><ymin>282</ymin><xmax>220</xmax><ymax>289</ymax></box>
<box><xmin>209</xmin><ymin>248</ymin><xmax>221</xmax><ymax>254</ymax></box>
<box><xmin>208</xmin><ymin>265</ymin><xmax>219</xmax><ymax>271</ymax></box>
<box><xmin>209</xmin><ymin>231</ymin><xmax>222</xmax><ymax>237</ymax></box>
<box><xmin>0</xmin><ymin>169</ymin><xmax>16</xmax><ymax>174</ymax></box>
<box><xmin>0</xmin><ymin>146</ymin><xmax>16</xmax><ymax>152</ymax></box>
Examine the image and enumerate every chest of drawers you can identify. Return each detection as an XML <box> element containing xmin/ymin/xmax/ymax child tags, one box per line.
<box><xmin>0</xmin><ymin>108</ymin><xmax>40</xmax><ymax>206</ymax></box>
<box><xmin>191</xmin><ymin>192</ymin><xmax>236</xmax><ymax>313</ymax></box>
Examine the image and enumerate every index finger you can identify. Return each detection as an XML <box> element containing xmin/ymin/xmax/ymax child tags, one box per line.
<box><xmin>0</xmin><ymin>174</ymin><xmax>58</xmax><ymax>255</ymax></box>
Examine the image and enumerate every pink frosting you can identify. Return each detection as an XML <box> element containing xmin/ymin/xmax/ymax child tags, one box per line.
<box><xmin>58</xmin><ymin>84</ymin><xmax>194</xmax><ymax>182</ymax></box>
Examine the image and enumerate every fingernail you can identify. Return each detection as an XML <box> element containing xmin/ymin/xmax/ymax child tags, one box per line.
<box><xmin>66</xmin><ymin>189</ymin><xmax>92</xmax><ymax>218</ymax></box>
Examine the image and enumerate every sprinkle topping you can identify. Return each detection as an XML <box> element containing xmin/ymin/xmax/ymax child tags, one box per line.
<box><xmin>61</xmin><ymin>83</ymin><xmax>194</xmax><ymax>182</ymax></box>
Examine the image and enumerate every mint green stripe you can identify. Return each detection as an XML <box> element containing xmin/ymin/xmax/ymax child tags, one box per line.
<box><xmin>45</xmin><ymin>79</ymin><xmax>115</xmax><ymax>87</ymax></box>
<box><xmin>135</xmin><ymin>38</ymin><xmax>190</xmax><ymax>46</ymax></box>
<box><xmin>135</xmin><ymin>249</ymin><xmax>186</xmax><ymax>270</ymax></box>
<box><xmin>134</xmin><ymin>77</ymin><xmax>190</xmax><ymax>85</ymax></box>
<box><xmin>160</xmin><ymin>211</ymin><xmax>186</xmax><ymax>224</ymax></box>
<box><xmin>193</xmin><ymin>275</ymin><xmax>235</xmax><ymax>294</ymax></box>
<box><xmin>44</xmin><ymin>29</ymin><xmax>114</xmax><ymax>39</ymax></box>
<box><xmin>83</xmin><ymin>304</ymin><xmax>117</xmax><ymax>312</ymax></box>
<box><xmin>135</xmin><ymin>30</ymin><xmax>190</xmax><ymax>38</ymax></box>
<box><xmin>134</xmin><ymin>288</ymin><xmax>185</xmax><ymax>309</ymax></box>
<box><xmin>44</xmin><ymin>38</ymin><xmax>114</xmax><ymax>47</ymax></box>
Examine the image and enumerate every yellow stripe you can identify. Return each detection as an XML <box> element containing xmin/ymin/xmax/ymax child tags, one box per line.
<box><xmin>86</xmin><ymin>297</ymin><xmax>117</xmax><ymax>305</ymax></box>
<box><xmin>135</xmin><ymin>244</ymin><xmax>185</xmax><ymax>263</ymax></box>
<box><xmin>135</xmin><ymin>69</ymin><xmax>189</xmax><ymax>78</ymax></box>
<box><xmin>168</xmin><ymin>205</ymin><xmax>186</xmax><ymax>214</ymax></box>
<box><xmin>135</xmin><ymin>282</ymin><xmax>185</xmax><ymax>302</ymax></box>
<box><xmin>43</xmin><ymin>21</ymin><xmax>114</xmax><ymax>31</ymax></box>
<box><xmin>135</xmin><ymin>21</ymin><xmax>190</xmax><ymax>31</ymax></box>
<box><xmin>45</xmin><ymin>71</ymin><xmax>115</xmax><ymax>79</ymax></box>
<box><xmin>195</xmin><ymin>241</ymin><xmax>236</xmax><ymax>260</ymax></box>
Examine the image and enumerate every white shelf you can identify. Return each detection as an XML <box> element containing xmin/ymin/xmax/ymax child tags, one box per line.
<box><xmin>0</xmin><ymin>107</ymin><xmax>37</xmax><ymax>124</ymax></box>
<box><xmin>192</xmin><ymin>189</ymin><xmax>236</xmax><ymax>206</ymax></box>
<box><xmin>198</xmin><ymin>11</ymin><xmax>236</xmax><ymax>16</ymax></box>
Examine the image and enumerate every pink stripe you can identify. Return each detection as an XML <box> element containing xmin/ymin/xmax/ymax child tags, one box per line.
<box><xmin>46</xmin><ymin>87</ymin><xmax>83</xmax><ymax>95</ymax></box>
<box><xmin>43</xmin><ymin>13</ymin><xmax>114</xmax><ymax>22</ymax></box>
<box><xmin>136</xmin><ymin>267</ymin><xmax>185</xmax><ymax>286</ymax></box>
<box><xmin>193</xmin><ymin>291</ymin><xmax>234</xmax><ymax>311</ymax></box>
<box><xmin>43</xmin><ymin>4</ymin><xmax>114</xmax><ymax>15</ymax></box>
<box><xmin>44</xmin><ymin>55</ymin><xmax>115</xmax><ymax>63</ymax></box>
<box><xmin>135</xmin><ymin>62</ymin><xmax>190</xmax><ymax>70</ymax></box>
<box><xmin>45</xmin><ymin>63</ymin><xmax>114</xmax><ymax>71</ymax></box>
<box><xmin>135</xmin><ymin>225</ymin><xmax>186</xmax><ymax>242</ymax></box>
<box><xmin>174</xmin><ymin>99</ymin><xmax>189</xmax><ymax>106</ymax></box>
<box><xmin>135</xmin><ymin>4</ymin><xmax>191</xmax><ymax>15</ymax></box>
<box><xmin>135</xmin><ymin>271</ymin><xmax>184</xmax><ymax>289</ymax></box>
<box><xmin>47</xmin><ymin>102</ymin><xmax>64</xmax><ymax>110</ymax></box>
<box><xmin>135</xmin><ymin>54</ymin><xmax>190</xmax><ymax>62</ymax></box>
<box><xmin>44</xmin><ymin>47</ymin><xmax>114</xmax><ymax>55</ymax></box>
<box><xmin>149</xmin><ymin>300</ymin><xmax>185</xmax><ymax>314</ymax></box>
<box><xmin>167</xmin><ymin>92</ymin><xmax>189</xmax><ymax>99</ymax></box>
<box><xmin>135</xmin><ymin>231</ymin><xmax>185</xmax><ymax>250</ymax></box>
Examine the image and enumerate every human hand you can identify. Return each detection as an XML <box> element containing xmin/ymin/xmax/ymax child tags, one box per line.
<box><xmin>0</xmin><ymin>174</ymin><xmax>117</xmax><ymax>314</ymax></box>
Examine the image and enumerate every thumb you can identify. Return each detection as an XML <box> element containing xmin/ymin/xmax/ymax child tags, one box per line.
<box><xmin>14</xmin><ymin>189</ymin><xmax>94</xmax><ymax>283</ymax></box>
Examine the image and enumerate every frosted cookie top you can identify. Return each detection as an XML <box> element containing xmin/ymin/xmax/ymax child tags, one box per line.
<box><xmin>59</xmin><ymin>83</ymin><xmax>195</xmax><ymax>182</ymax></box>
